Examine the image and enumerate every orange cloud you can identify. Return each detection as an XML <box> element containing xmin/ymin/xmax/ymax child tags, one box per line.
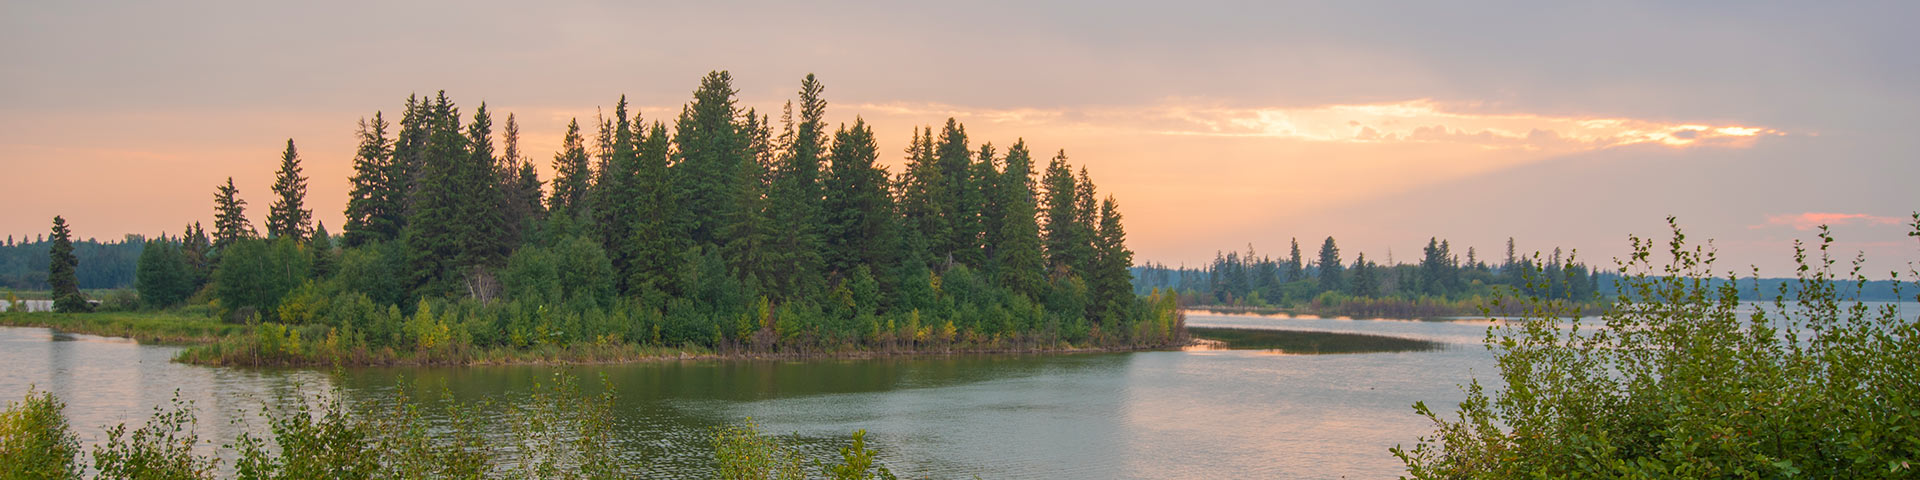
<box><xmin>1753</xmin><ymin>212</ymin><xmax>1906</xmax><ymax>231</ymax></box>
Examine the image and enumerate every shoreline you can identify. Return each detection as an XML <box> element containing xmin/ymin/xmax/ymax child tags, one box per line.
<box><xmin>1</xmin><ymin>312</ymin><xmax>1182</xmax><ymax>369</ymax></box>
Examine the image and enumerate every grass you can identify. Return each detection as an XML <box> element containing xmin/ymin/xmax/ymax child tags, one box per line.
<box><xmin>1187</xmin><ymin>326</ymin><xmax>1445</xmax><ymax>354</ymax></box>
<box><xmin>0</xmin><ymin>311</ymin><xmax>240</xmax><ymax>344</ymax></box>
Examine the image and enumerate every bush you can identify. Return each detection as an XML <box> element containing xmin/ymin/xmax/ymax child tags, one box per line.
<box><xmin>0</xmin><ymin>388</ymin><xmax>82</xmax><ymax>480</ymax></box>
<box><xmin>1394</xmin><ymin>217</ymin><xmax>1920</xmax><ymax>478</ymax></box>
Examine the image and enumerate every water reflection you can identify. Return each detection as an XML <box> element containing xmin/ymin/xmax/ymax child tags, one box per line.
<box><xmin>1187</xmin><ymin>327</ymin><xmax>1447</xmax><ymax>354</ymax></box>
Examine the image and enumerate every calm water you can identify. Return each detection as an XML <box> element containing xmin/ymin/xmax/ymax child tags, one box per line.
<box><xmin>1</xmin><ymin>312</ymin><xmax>1513</xmax><ymax>479</ymax></box>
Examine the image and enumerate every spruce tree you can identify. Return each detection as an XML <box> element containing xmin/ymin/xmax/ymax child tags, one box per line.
<box><xmin>310</xmin><ymin>221</ymin><xmax>335</xmax><ymax>278</ymax></box>
<box><xmin>673</xmin><ymin>71</ymin><xmax>748</xmax><ymax>248</ymax></box>
<box><xmin>896</xmin><ymin>126</ymin><xmax>947</xmax><ymax>269</ymax></box>
<box><xmin>343</xmin><ymin>112</ymin><xmax>396</xmax><ymax>247</ymax></box>
<box><xmin>627</xmin><ymin>122</ymin><xmax>682</xmax><ymax>297</ymax></box>
<box><xmin>498</xmin><ymin>113</ymin><xmax>543</xmax><ymax>245</ymax></box>
<box><xmin>958</xmin><ymin>142</ymin><xmax>998</xmax><ymax>268</ymax></box>
<box><xmin>993</xmin><ymin>140</ymin><xmax>1045</xmax><ymax>298</ymax></box>
<box><xmin>724</xmin><ymin>111</ymin><xmax>777</xmax><ymax>289</ymax></box>
<box><xmin>181</xmin><ymin>222</ymin><xmax>211</xmax><ymax>288</ymax></box>
<box><xmin>388</xmin><ymin>94</ymin><xmax>429</xmax><ymax>221</ymax></box>
<box><xmin>765</xmin><ymin>74</ymin><xmax>830</xmax><ymax>299</ymax></box>
<box><xmin>1071</xmin><ymin>167</ymin><xmax>1100</xmax><ymax>277</ymax></box>
<box><xmin>1349</xmin><ymin>253</ymin><xmax>1378</xmax><ymax>297</ymax></box>
<box><xmin>548</xmin><ymin>119</ymin><xmax>592</xmax><ymax>220</ymax></box>
<box><xmin>1318</xmin><ymin>236</ymin><xmax>1344</xmax><ymax>293</ymax></box>
<box><xmin>212</xmin><ymin>177</ymin><xmax>253</xmax><ymax>251</ymax></box>
<box><xmin>266</xmin><ymin>139</ymin><xmax>311</xmax><ymax>241</ymax></box>
<box><xmin>1287</xmin><ymin>238</ymin><xmax>1304</xmax><ymax>282</ymax></box>
<box><xmin>934</xmin><ymin>119</ymin><xmax>974</xmax><ymax>262</ymax></box>
<box><xmin>404</xmin><ymin>91</ymin><xmax>469</xmax><ymax>296</ymax></box>
<box><xmin>48</xmin><ymin>216</ymin><xmax>87</xmax><ymax>313</ymax></box>
<box><xmin>822</xmin><ymin>118</ymin><xmax>890</xmax><ymax>276</ymax></box>
<box><xmin>590</xmin><ymin>97</ymin><xmax>642</xmax><ymax>290</ymax></box>
<box><xmin>1091</xmin><ymin>196</ymin><xmax>1135</xmax><ymax>327</ymax></box>
<box><xmin>1040</xmin><ymin>151</ymin><xmax>1079</xmax><ymax>277</ymax></box>
<box><xmin>137</xmin><ymin>237</ymin><xmax>191</xmax><ymax>308</ymax></box>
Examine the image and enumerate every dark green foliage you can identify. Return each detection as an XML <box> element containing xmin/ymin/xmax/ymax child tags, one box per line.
<box><xmin>0</xmin><ymin>389</ymin><xmax>81</xmax><ymax>480</ymax></box>
<box><xmin>627</xmin><ymin>122</ymin><xmax>682</xmax><ymax>297</ymax></box>
<box><xmin>1089</xmin><ymin>197</ymin><xmax>1134</xmax><ymax>327</ymax></box>
<box><xmin>214</xmin><ymin>238</ymin><xmax>310</xmax><ymax>321</ymax></box>
<box><xmin>498</xmin><ymin>113</ymin><xmax>544</xmax><ymax>246</ymax></box>
<box><xmin>547</xmin><ymin>119</ymin><xmax>592</xmax><ymax>222</ymax></box>
<box><xmin>895</xmin><ymin>126</ymin><xmax>947</xmax><ymax>270</ymax></box>
<box><xmin>343</xmin><ymin>112</ymin><xmax>399</xmax><ymax>247</ymax></box>
<box><xmin>992</xmin><ymin>141</ymin><xmax>1045</xmax><ymax>298</ymax></box>
<box><xmin>91</xmin><ymin>394</ymin><xmax>215</xmax><ymax>480</ymax></box>
<box><xmin>266</xmin><ymin>139</ymin><xmax>311</xmax><ymax>241</ymax></box>
<box><xmin>1395</xmin><ymin>218</ymin><xmax>1920</xmax><ymax>479</ymax></box>
<box><xmin>822</xmin><ymin>118</ymin><xmax>892</xmax><ymax>277</ymax></box>
<box><xmin>309</xmin><ymin>222</ymin><xmax>335</xmax><ymax>279</ymax></box>
<box><xmin>1348</xmin><ymin>253</ymin><xmax>1379</xmax><ymax>298</ymax></box>
<box><xmin>47</xmin><ymin>216</ymin><xmax>88</xmax><ymax>313</ymax></box>
<box><xmin>765</xmin><ymin>75</ymin><xmax>830</xmax><ymax>300</ymax></box>
<box><xmin>404</xmin><ymin>94</ymin><xmax>510</xmax><ymax>298</ymax></box>
<box><xmin>935</xmin><ymin>119</ymin><xmax>977</xmax><ymax>265</ymax></box>
<box><xmin>723</xmin><ymin>110</ymin><xmax>777</xmax><ymax>288</ymax></box>
<box><xmin>137</xmin><ymin>238</ymin><xmax>193</xmax><ymax>308</ymax></box>
<box><xmin>958</xmin><ymin>141</ymin><xmax>998</xmax><ymax>269</ymax></box>
<box><xmin>212</xmin><ymin>177</ymin><xmax>254</xmax><ymax>251</ymax></box>
<box><xmin>1039</xmin><ymin>151</ymin><xmax>1079</xmax><ymax>277</ymax></box>
<box><xmin>503</xmin><ymin>236</ymin><xmax>615</xmax><ymax>310</ymax></box>
<box><xmin>1316</xmin><ymin>236</ymin><xmax>1343</xmax><ymax>293</ymax></box>
<box><xmin>673</xmin><ymin>71</ymin><xmax>749</xmax><ymax>248</ymax></box>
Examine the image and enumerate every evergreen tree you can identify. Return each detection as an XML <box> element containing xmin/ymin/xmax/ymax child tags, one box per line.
<box><xmin>627</xmin><ymin>122</ymin><xmax>682</xmax><ymax>297</ymax></box>
<box><xmin>765</xmin><ymin>74</ymin><xmax>830</xmax><ymax>299</ymax></box>
<box><xmin>1070</xmin><ymin>167</ymin><xmax>1100</xmax><ymax>277</ymax></box>
<box><xmin>48</xmin><ymin>216</ymin><xmax>88</xmax><ymax>313</ymax></box>
<box><xmin>266</xmin><ymin>139</ymin><xmax>311</xmax><ymax>240</ymax></box>
<box><xmin>212</xmin><ymin>177</ymin><xmax>253</xmax><ymax>251</ymax></box>
<box><xmin>1286</xmin><ymin>238</ymin><xmax>1304</xmax><ymax>282</ymax></box>
<box><xmin>1091</xmin><ymin>196</ymin><xmax>1135</xmax><ymax>327</ymax></box>
<box><xmin>498</xmin><ymin>113</ymin><xmax>543</xmax><ymax>244</ymax></box>
<box><xmin>590</xmin><ymin>97</ymin><xmax>644</xmax><ymax>291</ymax></box>
<box><xmin>310</xmin><ymin>221</ymin><xmax>336</xmax><ymax>279</ymax></box>
<box><xmin>723</xmin><ymin>110</ymin><xmax>777</xmax><ymax>289</ymax></box>
<box><xmin>403</xmin><ymin>91</ymin><xmax>470</xmax><ymax>296</ymax></box>
<box><xmin>1040</xmin><ymin>151</ymin><xmax>1079</xmax><ymax>277</ymax></box>
<box><xmin>672</xmin><ymin>71</ymin><xmax>748</xmax><ymax>248</ymax></box>
<box><xmin>548</xmin><ymin>119</ymin><xmax>592</xmax><ymax>220</ymax></box>
<box><xmin>460</xmin><ymin>102</ymin><xmax>511</xmax><ymax>268</ymax></box>
<box><xmin>343</xmin><ymin>112</ymin><xmax>397</xmax><ymax>247</ymax></box>
<box><xmin>181</xmin><ymin>222</ymin><xmax>212</xmax><ymax>288</ymax></box>
<box><xmin>388</xmin><ymin>94</ymin><xmax>430</xmax><ymax>221</ymax></box>
<box><xmin>958</xmin><ymin>141</ymin><xmax>997</xmax><ymax>268</ymax></box>
<box><xmin>934</xmin><ymin>119</ymin><xmax>974</xmax><ymax>262</ymax></box>
<box><xmin>1317</xmin><ymin>236</ymin><xmax>1343</xmax><ymax>293</ymax></box>
<box><xmin>1350</xmin><ymin>253</ymin><xmax>1378</xmax><ymax>297</ymax></box>
<box><xmin>896</xmin><ymin>126</ymin><xmax>947</xmax><ymax>269</ymax></box>
<box><xmin>822</xmin><ymin>118</ymin><xmax>890</xmax><ymax>276</ymax></box>
<box><xmin>992</xmin><ymin>140</ymin><xmax>1045</xmax><ymax>298</ymax></box>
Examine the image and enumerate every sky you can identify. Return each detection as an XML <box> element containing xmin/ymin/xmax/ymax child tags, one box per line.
<box><xmin>3</xmin><ymin>1</ymin><xmax>1916</xmax><ymax>277</ymax></box>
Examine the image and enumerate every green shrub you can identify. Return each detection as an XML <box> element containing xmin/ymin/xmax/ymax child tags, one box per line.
<box><xmin>91</xmin><ymin>393</ymin><xmax>216</xmax><ymax>480</ymax></box>
<box><xmin>0</xmin><ymin>388</ymin><xmax>81</xmax><ymax>480</ymax></box>
<box><xmin>1394</xmin><ymin>217</ymin><xmax>1920</xmax><ymax>478</ymax></box>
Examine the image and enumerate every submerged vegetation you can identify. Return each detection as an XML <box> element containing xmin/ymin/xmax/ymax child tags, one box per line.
<box><xmin>18</xmin><ymin>70</ymin><xmax>1186</xmax><ymax>366</ymax></box>
<box><xmin>0</xmin><ymin>374</ymin><xmax>897</xmax><ymax>479</ymax></box>
<box><xmin>1187</xmin><ymin>326</ymin><xmax>1445</xmax><ymax>354</ymax></box>
<box><xmin>1394</xmin><ymin>215</ymin><xmax>1920</xmax><ymax>478</ymax></box>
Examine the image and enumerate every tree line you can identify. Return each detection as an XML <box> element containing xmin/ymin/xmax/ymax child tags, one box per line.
<box><xmin>114</xmin><ymin>71</ymin><xmax>1178</xmax><ymax>361</ymax></box>
<box><xmin>1133</xmin><ymin>236</ymin><xmax>1606</xmax><ymax>308</ymax></box>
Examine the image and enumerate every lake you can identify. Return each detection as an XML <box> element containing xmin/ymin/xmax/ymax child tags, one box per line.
<box><xmin>1</xmin><ymin>310</ymin><xmax>1511</xmax><ymax>479</ymax></box>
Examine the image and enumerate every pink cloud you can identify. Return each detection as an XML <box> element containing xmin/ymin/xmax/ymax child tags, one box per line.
<box><xmin>1753</xmin><ymin>212</ymin><xmax>1905</xmax><ymax>231</ymax></box>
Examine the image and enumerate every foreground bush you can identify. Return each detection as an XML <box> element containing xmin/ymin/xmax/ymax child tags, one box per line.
<box><xmin>1394</xmin><ymin>217</ymin><xmax>1920</xmax><ymax>478</ymax></box>
<box><xmin>0</xmin><ymin>388</ymin><xmax>81</xmax><ymax>480</ymax></box>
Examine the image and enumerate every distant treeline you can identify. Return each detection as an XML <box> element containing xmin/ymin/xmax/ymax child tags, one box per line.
<box><xmin>0</xmin><ymin>235</ymin><xmax>140</xmax><ymax>290</ymax></box>
<box><xmin>68</xmin><ymin>71</ymin><xmax>1183</xmax><ymax>365</ymax></box>
<box><xmin>1133</xmin><ymin>237</ymin><xmax>1609</xmax><ymax>309</ymax></box>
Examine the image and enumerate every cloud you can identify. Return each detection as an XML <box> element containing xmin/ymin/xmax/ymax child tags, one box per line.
<box><xmin>846</xmin><ymin>99</ymin><xmax>1783</xmax><ymax>157</ymax></box>
<box><xmin>1752</xmin><ymin>212</ymin><xmax>1907</xmax><ymax>231</ymax></box>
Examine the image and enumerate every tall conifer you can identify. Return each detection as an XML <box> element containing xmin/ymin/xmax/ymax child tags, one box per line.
<box><xmin>212</xmin><ymin>177</ymin><xmax>253</xmax><ymax>251</ymax></box>
<box><xmin>266</xmin><ymin>139</ymin><xmax>311</xmax><ymax>240</ymax></box>
<box><xmin>993</xmin><ymin>140</ymin><xmax>1045</xmax><ymax>298</ymax></box>
<box><xmin>343</xmin><ymin>112</ymin><xmax>396</xmax><ymax>247</ymax></box>
<box><xmin>48</xmin><ymin>216</ymin><xmax>87</xmax><ymax>313</ymax></box>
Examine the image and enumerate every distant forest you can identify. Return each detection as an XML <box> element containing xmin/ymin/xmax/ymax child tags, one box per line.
<box><xmin>1132</xmin><ymin>237</ymin><xmax>1914</xmax><ymax>306</ymax></box>
<box><xmin>0</xmin><ymin>235</ymin><xmax>139</xmax><ymax>290</ymax></box>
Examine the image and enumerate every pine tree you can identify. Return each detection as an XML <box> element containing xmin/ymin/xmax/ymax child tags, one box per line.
<box><xmin>1040</xmin><ymin>151</ymin><xmax>1079</xmax><ymax>277</ymax></box>
<box><xmin>823</xmin><ymin>118</ymin><xmax>890</xmax><ymax>276</ymax></box>
<box><xmin>992</xmin><ymin>140</ymin><xmax>1045</xmax><ymax>298</ymax></box>
<box><xmin>266</xmin><ymin>138</ymin><xmax>312</xmax><ymax>241</ymax></box>
<box><xmin>390</xmin><ymin>95</ymin><xmax>429</xmax><ymax>219</ymax></box>
<box><xmin>458</xmin><ymin>103</ymin><xmax>510</xmax><ymax>270</ymax></box>
<box><xmin>212</xmin><ymin>177</ymin><xmax>253</xmax><ymax>251</ymax></box>
<box><xmin>724</xmin><ymin>111</ymin><xmax>777</xmax><ymax>289</ymax></box>
<box><xmin>343</xmin><ymin>112</ymin><xmax>397</xmax><ymax>247</ymax></box>
<box><xmin>404</xmin><ymin>91</ymin><xmax>470</xmax><ymax>296</ymax></box>
<box><xmin>673</xmin><ymin>71</ymin><xmax>748</xmax><ymax>248</ymax></box>
<box><xmin>590</xmin><ymin>97</ymin><xmax>643</xmax><ymax>291</ymax></box>
<box><xmin>1091</xmin><ymin>196</ymin><xmax>1135</xmax><ymax>327</ymax></box>
<box><xmin>627</xmin><ymin>122</ymin><xmax>682</xmax><ymax>297</ymax></box>
<box><xmin>498</xmin><ymin>113</ymin><xmax>543</xmax><ymax>245</ymax></box>
<box><xmin>1317</xmin><ymin>236</ymin><xmax>1343</xmax><ymax>293</ymax></box>
<box><xmin>548</xmin><ymin>119</ymin><xmax>592</xmax><ymax>220</ymax></box>
<box><xmin>48</xmin><ymin>216</ymin><xmax>87</xmax><ymax>313</ymax></box>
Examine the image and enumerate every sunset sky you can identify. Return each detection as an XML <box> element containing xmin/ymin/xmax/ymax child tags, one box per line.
<box><xmin>4</xmin><ymin>1</ymin><xmax>1915</xmax><ymax>276</ymax></box>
